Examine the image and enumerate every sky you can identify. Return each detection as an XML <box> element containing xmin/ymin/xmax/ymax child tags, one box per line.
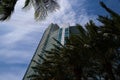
<box><xmin>0</xmin><ymin>0</ymin><xmax>120</xmax><ymax>80</ymax></box>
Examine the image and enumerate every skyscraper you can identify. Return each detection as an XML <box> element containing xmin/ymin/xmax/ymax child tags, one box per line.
<box><xmin>23</xmin><ymin>23</ymin><xmax>79</xmax><ymax>80</ymax></box>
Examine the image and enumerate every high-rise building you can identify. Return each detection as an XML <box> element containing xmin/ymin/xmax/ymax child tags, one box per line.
<box><xmin>23</xmin><ymin>23</ymin><xmax>79</xmax><ymax>80</ymax></box>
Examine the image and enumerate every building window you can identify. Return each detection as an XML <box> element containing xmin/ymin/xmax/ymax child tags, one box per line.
<box><xmin>65</xmin><ymin>28</ymin><xmax>69</xmax><ymax>38</ymax></box>
<box><xmin>58</xmin><ymin>28</ymin><xmax>62</xmax><ymax>42</ymax></box>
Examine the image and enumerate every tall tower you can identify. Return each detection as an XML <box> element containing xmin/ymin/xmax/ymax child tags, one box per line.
<box><xmin>23</xmin><ymin>23</ymin><xmax>79</xmax><ymax>80</ymax></box>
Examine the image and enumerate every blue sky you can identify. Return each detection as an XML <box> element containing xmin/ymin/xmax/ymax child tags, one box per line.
<box><xmin>0</xmin><ymin>0</ymin><xmax>120</xmax><ymax>80</ymax></box>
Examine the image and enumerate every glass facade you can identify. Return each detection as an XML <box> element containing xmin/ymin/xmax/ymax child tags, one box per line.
<box><xmin>65</xmin><ymin>28</ymin><xmax>69</xmax><ymax>37</ymax></box>
<box><xmin>58</xmin><ymin>28</ymin><xmax>62</xmax><ymax>42</ymax></box>
<box><xmin>23</xmin><ymin>24</ymin><xmax>78</xmax><ymax>80</ymax></box>
<box><xmin>23</xmin><ymin>23</ymin><xmax>59</xmax><ymax>80</ymax></box>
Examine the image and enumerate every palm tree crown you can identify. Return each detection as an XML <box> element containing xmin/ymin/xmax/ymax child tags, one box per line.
<box><xmin>0</xmin><ymin>0</ymin><xmax>59</xmax><ymax>21</ymax></box>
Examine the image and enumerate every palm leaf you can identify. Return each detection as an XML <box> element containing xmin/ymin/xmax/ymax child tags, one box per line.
<box><xmin>38</xmin><ymin>54</ymin><xmax>47</xmax><ymax>61</ymax></box>
<box><xmin>0</xmin><ymin>0</ymin><xmax>17</xmax><ymax>20</ymax></box>
<box><xmin>100</xmin><ymin>1</ymin><xmax>119</xmax><ymax>18</ymax></box>
<box><xmin>23</xmin><ymin>0</ymin><xmax>59</xmax><ymax>20</ymax></box>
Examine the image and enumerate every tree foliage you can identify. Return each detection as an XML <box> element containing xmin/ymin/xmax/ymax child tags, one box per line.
<box><xmin>28</xmin><ymin>1</ymin><xmax>120</xmax><ymax>80</ymax></box>
<box><xmin>0</xmin><ymin>0</ymin><xmax>59</xmax><ymax>21</ymax></box>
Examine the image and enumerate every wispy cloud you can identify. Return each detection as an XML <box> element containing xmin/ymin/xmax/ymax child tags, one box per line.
<box><xmin>0</xmin><ymin>0</ymin><xmax>96</xmax><ymax>80</ymax></box>
<box><xmin>0</xmin><ymin>73</ymin><xmax>21</xmax><ymax>80</ymax></box>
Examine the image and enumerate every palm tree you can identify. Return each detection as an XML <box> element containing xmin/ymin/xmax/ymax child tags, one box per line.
<box><xmin>27</xmin><ymin>39</ymin><xmax>68</xmax><ymax>80</ymax></box>
<box><xmin>0</xmin><ymin>0</ymin><xmax>17</xmax><ymax>20</ymax></box>
<box><xmin>28</xmin><ymin>1</ymin><xmax>120</xmax><ymax>80</ymax></box>
<box><xmin>28</xmin><ymin>21</ymin><xmax>100</xmax><ymax>80</ymax></box>
<box><xmin>0</xmin><ymin>0</ymin><xmax>59</xmax><ymax>21</ymax></box>
<box><xmin>67</xmin><ymin>21</ymin><xmax>101</xmax><ymax>79</ymax></box>
<box><xmin>94</xmin><ymin>2</ymin><xmax>120</xmax><ymax>79</ymax></box>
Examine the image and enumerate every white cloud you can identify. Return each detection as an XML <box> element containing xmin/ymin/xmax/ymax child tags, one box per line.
<box><xmin>0</xmin><ymin>70</ymin><xmax>25</xmax><ymax>80</ymax></box>
<box><xmin>0</xmin><ymin>0</ymin><xmax>96</xmax><ymax>80</ymax></box>
<box><xmin>0</xmin><ymin>74</ymin><xmax>20</xmax><ymax>80</ymax></box>
<box><xmin>0</xmin><ymin>49</ymin><xmax>32</xmax><ymax>63</ymax></box>
<box><xmin>0</xmin><ymin>0</ymin><xmax>88</xmax><ymax>45</ymax></box>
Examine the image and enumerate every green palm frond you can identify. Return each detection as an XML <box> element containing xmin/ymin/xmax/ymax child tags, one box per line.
<box><xmin>99</xmin><ymin>1</ymin><xmax>120</xmax><ymax>33</ymax></box>
<box><xmin>38</xmin><ymin>54</ymin><xmax>47</xmax><ymax>61</ymax></box>
<box><xmin>0</xmin><ymin>0</ymin><xmax>59</xmax><ymax>21</ymax></box>
<box><xmin>85</xmin><ymin>20</ymin><xmax>98</xmax><ymax>38</ymax></box>
<box><xmin>27</xmin><ymin>74</ymin><xmax>41</xmax><ymax>78</ymax></box>
<box><xmin>33</xmin><ymin>60</ymin><xmax>41</xmax><ymax>65</ymax></box>
<box><xmin>52</xmin><ymin>38</ymin><xmax>64</xmax><ymax>47</ymax></box>
<box><xmin>23</xmin><ymin>0</ymin><xmax>59</xmax><ymax>20</ymax></box>
<box><xmin>23</xmin><ymin>0</ymin><xmax>31</xmax><ymax>9</ymax></box>
<box><xmin>76</xmin><ymin>24</ymin><xmax>87</xmax><ymax>38</ymax></box>
<box><xmin>0</xmin><ymin>0</ymin><xmax>17</xmax><ymax>20</ymax></box>
<box><xmin>100</xmin><ymin>1</ymin><xmax>119</xmax><ymax>18</ymax></box>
